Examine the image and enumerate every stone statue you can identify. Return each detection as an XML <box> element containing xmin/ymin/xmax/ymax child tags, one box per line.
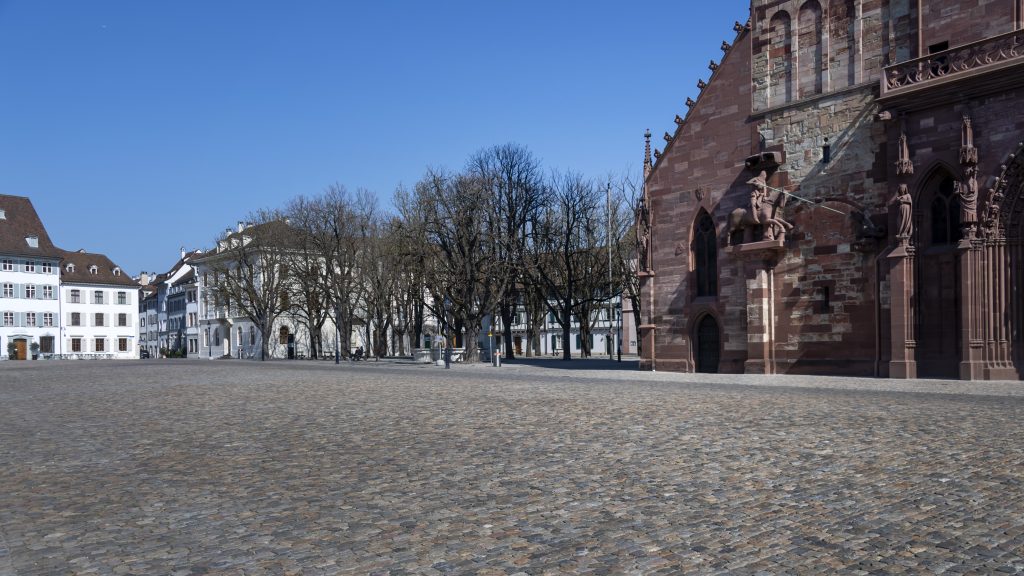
<box><xmin>959</xmin><ymin>164</ymin><xmax>979</xmax><ymax>228</ymax></box>
<box><xmin>636</xmin><ymin>196</ymin><xmax>651</xmax><ymax>271</ymax></box>
<box><xmin>749</xmin><ymin>170</ymin><xmax>768</xmax><ymax>225</ymax></box>
<box><xmin>894</xmin><ymin>184</ymin><xmax>913</xmax><ymax>240</ymax></box>
<box><xmin>728</xmin><ymin>173</ymin><xmax>793</xmax><ymax>245</ymax></box>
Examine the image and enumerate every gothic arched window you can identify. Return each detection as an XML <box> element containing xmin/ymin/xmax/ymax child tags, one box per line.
<box><xmin>694</xmin><ymin>212</ymin><xmax>718</xmax><ymax>297</ymax></box>
<box><xmin>930</xmin><ymin>176</ymin><xmax>960</xmax><ymax>245</ymax></box>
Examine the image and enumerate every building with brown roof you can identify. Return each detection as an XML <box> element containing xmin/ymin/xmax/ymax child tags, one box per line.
<box><xmin>0</xmin><ymin>195</ymin><xmax>62</xmax><ymax>359</ymax></box>
<box><xmin>639</xmin><ymin>1</ymin><xmax>1024</xmax><ymax>380</ymax></box>
<box><xmin>1</xmin><ymin>194</ymin><xmax>140</xmax><ymax>360</ymax></box>
<box><xmin>59</xmin><ymin>249</ymin><xmax>140</xmax><ymax>359</ymax></box>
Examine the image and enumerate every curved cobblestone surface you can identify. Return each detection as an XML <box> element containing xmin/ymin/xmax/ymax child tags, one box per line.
<box><xmin>0</xmin><ymin>360</ymin><xmax>1023</xmax><ymax>575</ymax></box>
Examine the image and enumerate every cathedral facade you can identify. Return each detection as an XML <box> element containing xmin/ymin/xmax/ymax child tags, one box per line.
<box><xmin>638</xmin><ymin>0</ymin><xmax>1024</xmax><ymax>379</ymax></box>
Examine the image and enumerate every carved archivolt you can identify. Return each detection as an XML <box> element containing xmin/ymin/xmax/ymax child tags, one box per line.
<box><xmin>984</xmin><ymin>142</ymin><xmax>1024</xmax><ymax>241</ymax></box>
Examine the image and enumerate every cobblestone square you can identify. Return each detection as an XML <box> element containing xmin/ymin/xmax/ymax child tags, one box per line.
<box><xmin>1</xmin><ymin>360</ymin><xmax>1023</xmax><ymax>575</ymax></box>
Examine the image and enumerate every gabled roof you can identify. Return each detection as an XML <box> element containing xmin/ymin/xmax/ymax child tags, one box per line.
<box><xmin>0</xmin><ymin>194</ymin><xmax>62</xmax><ymax>259</ymax></box>
<box><xmin>58</xmin><ymin>249</ymin><xmax>138</xmax><ymax>287</ymax></box>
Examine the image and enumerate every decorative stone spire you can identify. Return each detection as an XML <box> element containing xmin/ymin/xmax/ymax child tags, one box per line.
<box><xmin>709</xmin><ymin>60</ymin><xmax>719</xmax><ymax>72</ymax></box>
<box><xmin>686</xmin><ymin>97</ymin><xmax>697</xmax><ymax>108</ymax></box>
<box><xmin>643</xmin><ymin>129</ymin><xmax>652</xmax><ymax>178</ymax></box>
<box><xmin>960</xmin><ymin>114</ymin><xmax>978</xmax><ymax>165</ymax></box>
<box><xmin>896</xmin><ymin>120</ymin><xmax>914</xmax><ymax>175</ymax></box>
<box><xmin>697</xmin><ymin>79</ymin><xmax>707</xmax><ymax>90</ymax></box>
<box><xmin>663</xmin><ymin>131</ymin><xmax>673</xmax><ymax>143</ymax></box>
<box><xmin>674</xmin><ymin>114</ymin><xmax>685</xmax><ymax>126</ymax></box>
<box><xmin>721</xmin><ymin>41</ymin><xmax>732</xmax><ymax>52</ymax></box>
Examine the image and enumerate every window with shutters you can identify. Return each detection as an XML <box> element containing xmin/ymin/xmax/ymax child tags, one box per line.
<box><xmin>26</xmin><ymin>312</ymin><xmax>36</xmax><ymax>327</ymax></box>
<box><xmin>70</xmin><ymin>289</ymin><xmax>80</xmax><ymax>303</ymax></box>
<box><xmin>71</xmin><ymin>338</ymin><xmax>82</xmax><ymax>352</ymax></box>
<box><xmin>2</xmin><ymin>283</ymin><xmax>12</xmax><ymax>298</ymax></box>
<box><xmin>71</xmin><ymin>312</ymin><xmax>81</xmax><ymax>326</ymax></box>
<box><xmin>94</xmin><ymin>291</ymin><xmax>104</xmax><ymax>304</ymax></box>
<box><xmin>25</xmin><ymin>261</ymin><xmax>35</xmax><ymax>272</ymax></box>
<box><xmin>1</xmin><ymin>259</ymin><xmax>11</xmax><ymax>271</ymax></box>
<box><xmin>43</xmin><ymin>286</ymin><xmax>53</xmax><ymax>299</ymax></box>
<box><xmin>118</xmin><ymin>291</ymin><xmax>127</xmax><ymax>305</ymax></box>
<box><xmin>95</xmin><ymin>313</ymin><xmax>104</xmax><ymax>326</ymax></box>
<box><xmin>95</xmin><ymin>338</ymin><xmax>105</xmax><ymax>352</ymax></box>
<box><xmin>43</xmin><ymin>313</ymin><xmax>53</xmax><ymax>327</ymax></box>
<box><xmin>2</xmin><ymin>312</ymin><xmax>12</xmax><ymax>326</ymax></box>
<box><xmin>42</xmin><ymin>262</ymin><xmax>52</xmax><ymax>274</ymax></box>
<box><xmin>118</xmin><ymin>313</ymin><xmax>127</xmax><ymax>327</ymax></box>
<box><xmin>26</xmin><ymin>285</ymin><xmax>35</xmax><ymax>299</ymax></box>
<box><xmin>118</xmin><ymin>338</ymin><xmax>128</xmax><ymax>352</ymax></box>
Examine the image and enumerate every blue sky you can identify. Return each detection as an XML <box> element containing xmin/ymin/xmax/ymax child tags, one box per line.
<box><xmin>0</xmin><ymin>1</ymin><xmax>750</xmax><ymax>275</ymax></box>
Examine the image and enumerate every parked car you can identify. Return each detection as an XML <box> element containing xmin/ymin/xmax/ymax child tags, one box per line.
<box><xmin>140</xmin><ymin>349</ymin><xmax>151</xmax><ymax>359</ymax></box>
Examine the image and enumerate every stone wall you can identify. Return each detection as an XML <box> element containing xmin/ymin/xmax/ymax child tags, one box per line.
<box><xmin>919</xmin><ymin>0</ymin><xmax>1017</xmax><ymax>51</ymax></box>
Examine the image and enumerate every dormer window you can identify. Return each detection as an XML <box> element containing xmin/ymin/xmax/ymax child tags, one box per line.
<box><xmin>66</xmin><ymin>263</ymin><xmax>75</xmax><ymax>273</ymax></box>
<box><xmin>26</xmin><ymin>236</ymin><xmax>38</xmax><ymax>248</ymax></box>
<box><xmin>113</xmin><ymin>267</ymin><xmax>121</xmax><ymax>277</ymax></box>
<box><xmin>0</xmin><ymin>209</ymin><xmax>6</xmax><ymax>220</ymax></box>
<box><xmin>89</xmin><ymin>265</ymin><xmax>98</xmax><ymax>275</ymax></box>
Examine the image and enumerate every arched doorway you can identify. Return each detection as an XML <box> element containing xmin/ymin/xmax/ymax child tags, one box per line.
<box><xmin>916</xmin><ymin>167</ymin><xmax>961</xmax><ymax>378</ymax></box>
<box><xmin>694</xmin><ymin>315</ymin><xmax>721</xmax><ymax>373</ymax></box>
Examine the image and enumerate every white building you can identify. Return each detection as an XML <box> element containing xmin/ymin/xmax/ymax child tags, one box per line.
<box><xmin>0</xmin><ymin>195</ymin><xmax>62</xmax><ymax>359</ymax></box>
<box><xmin>59</xmin><ymin>249</ymin><xmax>139</xmax><ymax>359</ymax></box>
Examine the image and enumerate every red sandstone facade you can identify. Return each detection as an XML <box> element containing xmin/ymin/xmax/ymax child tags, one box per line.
<box><xmin>639</xmin><ymin>0</ymin><xmax>1024</xmax><ymax>379</ymax></box>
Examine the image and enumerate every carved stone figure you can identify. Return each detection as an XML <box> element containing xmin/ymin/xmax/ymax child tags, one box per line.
<box><xmin>728</xmin><ymin>174</ymin><xmax>794</xmax><ymax>245</ymax></box>
<box><xmin>636</xmin><ymin>197</ymin><xmax>652</xmax><ymax>271</ymax></box>
<box><xmin>749</xmin><ymin>170</ymin><xmax>768</xmax><ymax>225</ymax></box>
<box><xmin>959</xmin><ymin>164</ymin><xmax>979</xmax><ymax>226</ymax></box>
<box><xmin>894</xmin><ymin>184</ymin><xmax>913</xmax><ymax>240</ymax></box>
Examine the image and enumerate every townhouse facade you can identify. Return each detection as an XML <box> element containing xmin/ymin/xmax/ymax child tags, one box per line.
<box><xmin>59</xmin><ymin>250</ymin><xmax>139</xmax><ymax>358</ymax></box>
<box><xmin>0</xmin><ymin>196</ymin><xmax>62</xmax><ymax>359</ymax></box>
<box><xmin>1</xmin><ymin>194</ymin><xmax>138</xmax><ymax>360</ymax></box>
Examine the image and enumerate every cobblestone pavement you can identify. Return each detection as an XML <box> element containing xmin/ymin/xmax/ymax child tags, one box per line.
<box><xmin>1</xmin><ymin>360</ymin><xmax>1023</xmax><ymax>575</ymax></box>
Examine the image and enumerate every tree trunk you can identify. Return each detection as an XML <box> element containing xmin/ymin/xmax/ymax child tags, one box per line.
<box><xmin>500</xmin><ymin>300</ymin><xmax>516</xmax><ymax>360</ymax></box>
<box><xmin>561</xmin><ymin>305</ymin><xmax>572</xmax><ymax>361</ymax></box>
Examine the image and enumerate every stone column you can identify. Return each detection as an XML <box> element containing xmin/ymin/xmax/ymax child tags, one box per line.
<box><xmin>888</xmin><ymin>243</ymin><xmax>917</xmax><ymax>378</ymax></box>
<box><xmin>958</xmin><ymin>238</ymin><xmax>985</xmax><ymax>380</ymax></box>
<box><xmin>729</xmin><ymin>239</ymin><xmax>785</xmax><ymax>375</ymax></box>
<box><xmin>638</xmin><ymin>270</ymin><xmax>656</xmax><ymax>371</ymax></box>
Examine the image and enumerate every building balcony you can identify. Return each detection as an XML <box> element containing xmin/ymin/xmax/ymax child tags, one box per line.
<box><xmin>881</xmin><ymin>29</ymin><xmax>1024</xmax><ymax>106</ymax></box>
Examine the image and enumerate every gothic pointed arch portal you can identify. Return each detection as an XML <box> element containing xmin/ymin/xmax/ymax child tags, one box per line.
<box><xmin>915</xmin><ymin>164</ymin><xmax>962</xmax><ymax>378</ymax></box>
<box><xmin>986</xmin><ymin>142</ymin><xmax>1024</xmax><ymax>377</ymax></box>
<box><xmin>694</xmin><ymin>314</ymin><xmax>721</xmax><ymax>374</ymax></box>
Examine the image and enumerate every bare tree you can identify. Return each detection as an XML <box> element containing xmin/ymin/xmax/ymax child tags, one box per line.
<box><xmin>392</xmin><ymin>185</ymin><xmax>431</xmax><ymax>354</ymax></box>
<box><xmin>467</xmin><ymin>143</ymin><xmax>544</xmax><ymax>360</ymax></box>
<box><xmin>414</xmin><ymin>167</ymin><xmax>497</xmax><ymax>362</ymax></box>
<box><xmin>288</xmin><ymin>185</ymin><xmax>374</xmax><ymax>360</ymax></box>
<box><xmin>283</xmin><ymin>196</ymin><xmax>332</xmax><ymax>358</ymax></box>
<box><xmin>525</xmin><ymin>172</ymin><xmax>609</xmax><ymax>361</ymax></box>
<box><xmin>204</xmin><ymin>210</ymin><xmax>292</xmax><ymax>361</ymax></box>
<box><xmin>360</xmin><ymin>214</ymin><xmax>403</xmax><ymax>359</ymax></box>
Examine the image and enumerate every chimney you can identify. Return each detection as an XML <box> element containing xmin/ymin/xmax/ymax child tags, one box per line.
<box><xmin>180</xmin><ymin>246</ymin><xmax>186</xmax><ymax>258</ymax></box>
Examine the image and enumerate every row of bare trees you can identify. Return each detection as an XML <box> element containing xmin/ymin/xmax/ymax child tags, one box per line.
<box><xmin>205</xmin><ymin>143</ymin><xmax>640</xmax><ymax>361</ymax></box>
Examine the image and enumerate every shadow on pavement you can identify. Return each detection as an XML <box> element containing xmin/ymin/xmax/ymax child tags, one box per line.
<box><xmin>501</xmin><ymin>356</ymin><xmax>640</xmax><ymax>371</ymax></box>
